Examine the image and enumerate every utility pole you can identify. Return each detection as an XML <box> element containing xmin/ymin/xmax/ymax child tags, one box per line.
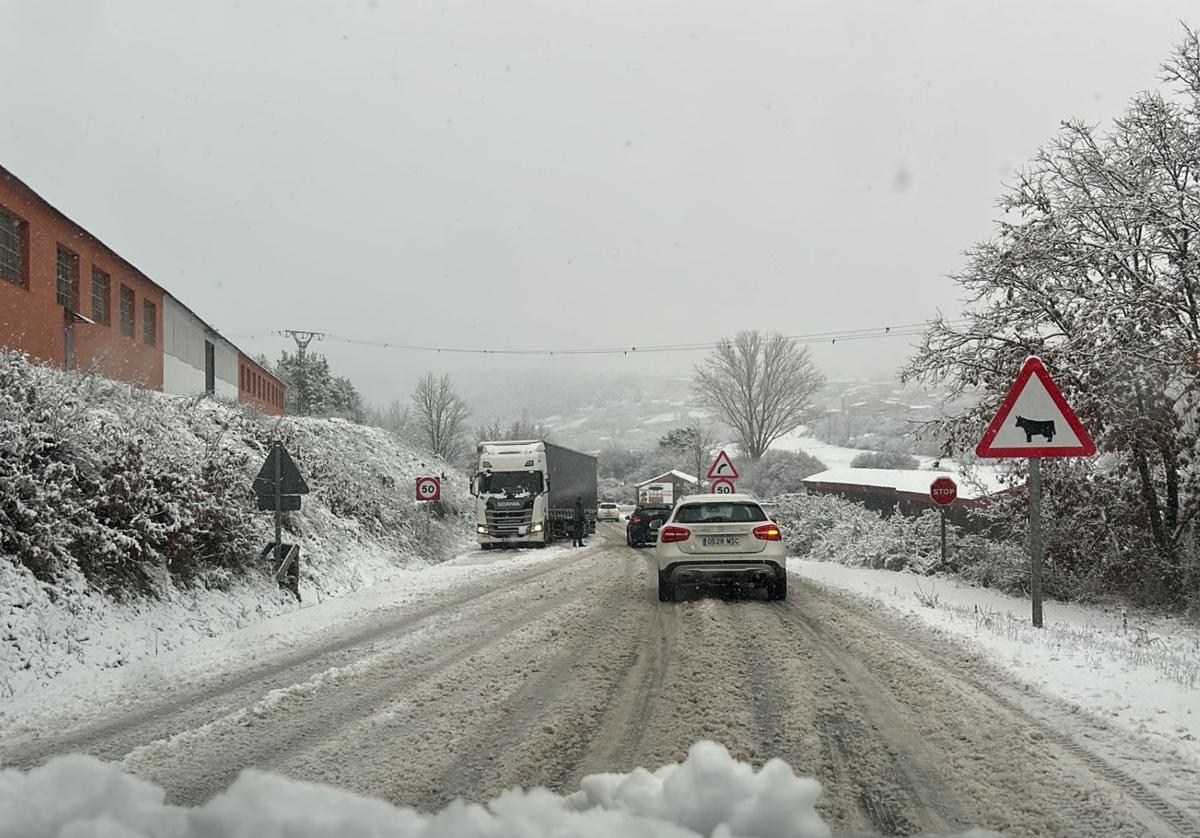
<box><xmin>281</xmin><ymin>330</ymin><xmax>323</xmax><ymax>415</ymax></box>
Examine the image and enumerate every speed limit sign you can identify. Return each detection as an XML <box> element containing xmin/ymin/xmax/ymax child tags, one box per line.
<box><xmin>710</xmin><ymin>478</ymin><xmax>736</xmax><ymax>495</ymax></box>
<box><xmin>415</xmin><ymin>476</ymin><xmax>441</xmax><ymax>502</ymax></box>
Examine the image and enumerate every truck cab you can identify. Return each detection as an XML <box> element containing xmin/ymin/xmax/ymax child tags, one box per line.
<box><xmin>473</xmin><ymin>441</ymin><xmax>550</xmax><ymax>549</ymax></box>
<box><xmin>472</xmin><ymin>439</ymin><xmax>598</xmax><ymax>550</ymax></box>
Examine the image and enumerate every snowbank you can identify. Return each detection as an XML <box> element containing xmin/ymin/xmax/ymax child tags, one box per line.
<box><xmin>0</xmin><ymin>351</ymin><xmax>469</xmax><ymax>707</ymax></box>
<box><xmin>795</xmin><ymin>560</ymin><xmax>1200</xmax><ymax>777</ymax></box>
<box><xmin>0</xmin><ymin>546</ymin><xmax>571</xmax><ymax>739</ymax></box>
<box><xmin>0</xmin><ymin>741</ymin><xmax>999</xmax><ymax>838</ymax></box>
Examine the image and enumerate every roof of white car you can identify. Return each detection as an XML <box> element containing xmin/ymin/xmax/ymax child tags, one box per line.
<box><xmin>675</xmin><ymin>493</ymin><xmax>760</xmax><ymax>505</ymax></box>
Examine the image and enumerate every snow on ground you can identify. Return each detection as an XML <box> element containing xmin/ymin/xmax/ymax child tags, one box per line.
<box><xmin>801</xmin><ymin>467</ymin><xmax>1007</xmax><ymax>500</ymax></box>
<box><xmin>771</xmin><ymin>429</ymin><xmax>871</xmax><ymax>468</ymax></box>
<box><xmin>771</xmin><ymin>428</ymin><xmax>1010</xmax><ymax>491</ymax></box>
<box><xmin>0</xmin><ymin>741</ymin><xmax>999</xmax><ymax>838</ymax></box>
<box><xmin>794</xmin><ymin>560</ymin><xmax>1200</xmax><ymax>772</ymax></box>
<box><xmin>0</xmin><ymin>545</ymin><xmax>573</xmax><ymax>742</ymax></box>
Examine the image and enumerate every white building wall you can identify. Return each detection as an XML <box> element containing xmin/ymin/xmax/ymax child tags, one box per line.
<box><xmin>162</xmin><ymin>295</ymin><xmax>239</xmax><ymax>400</ymax></box>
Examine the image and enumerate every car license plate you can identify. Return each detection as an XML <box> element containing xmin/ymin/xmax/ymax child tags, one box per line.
<box><xmin>702</xmin><ymin>536</ymin><xmax>739</xmax><ymax>547</ymax></box>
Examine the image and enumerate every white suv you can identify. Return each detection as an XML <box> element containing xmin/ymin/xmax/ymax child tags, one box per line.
<box><xmin>597</xmin><ymin>502</ymin><xmax>621</xmax><ymax>522</ymax></box>
<box><xmin>654</xmin><ymin>494</ymin><xmax>786</xmax><ymax>602</ymax></box>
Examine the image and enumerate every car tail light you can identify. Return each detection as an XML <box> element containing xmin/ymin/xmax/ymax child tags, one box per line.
<box><xmin>660</xmin><ymin>526</ymin><xmax>691</xmax><ymax>543</ymax></box>
<box><xmin>753</xmin><ymin>524</ymin><xmax>782</xmax><ymax>541</ymax></box>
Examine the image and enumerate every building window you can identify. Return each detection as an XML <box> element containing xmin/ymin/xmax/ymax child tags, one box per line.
<box><xmin>120</xmin><ymin>285</ymin><xmax>135</xmax><ymax>337</ymax></box>
<box><xmin>0</xmin><ymin>208</ymin><xmax>25</xmax><ymax>287</ymax></box>
<box><xmin>56</xmin><ymin>245</ymin><xmax>78</xmax><ymax>308</ymax></box>
<box><xmin>91</xmin><ymin>268</ymin><xmax>110</xmax><ymax>325</ymax></box>
<box><xmin>143</xmin><ymin>300</ymin><xmax>156</xmax><ymax>346</ymax></box>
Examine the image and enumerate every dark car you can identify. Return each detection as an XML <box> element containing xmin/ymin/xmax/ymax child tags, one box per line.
<box><xmin>626</xmin><ymin>505</ymin><xmax>672</xmax><ymax>547</ymax></box>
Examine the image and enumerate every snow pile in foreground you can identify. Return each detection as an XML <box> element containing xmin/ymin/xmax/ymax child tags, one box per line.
<box><xmin>0</xmin><ymin>742</ymin><xmax>998</xmax><ymax>838</ymax></box>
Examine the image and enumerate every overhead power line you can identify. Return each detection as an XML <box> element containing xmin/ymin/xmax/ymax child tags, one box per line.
<box><xmin>227</xmin><ymin>320</ymin><xmax>966</xmax><ymax>358</ymax></box>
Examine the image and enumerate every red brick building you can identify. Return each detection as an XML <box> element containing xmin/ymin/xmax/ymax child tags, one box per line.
<box><xmin>0</xmin><ymin>165</ymin><xmax>284</xmax><ymax>415</ymax></box>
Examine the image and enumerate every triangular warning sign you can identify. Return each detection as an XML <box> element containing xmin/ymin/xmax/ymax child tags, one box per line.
<box><xmin>976</xmin><ymin>357</ymin><xmax>1096</xmax><ymax>459</ymax></box>
<box><xmin>253</xmin><ymin>443</ymin><xmax>310</xmax><ymax>495</ymax></box>
<box><xmin>707</xmin><ymin>450</ymin><xmax>739</xmax><ymax>479</ymax></box>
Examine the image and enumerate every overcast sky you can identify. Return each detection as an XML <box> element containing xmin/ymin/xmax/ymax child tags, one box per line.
<box><xmin>2</xmin><ymin>0</ymin><xmax>1196</xmax><ymax>406</ymax></box>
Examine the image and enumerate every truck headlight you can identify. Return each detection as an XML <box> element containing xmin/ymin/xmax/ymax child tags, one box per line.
<box><xmin>530</xmin><ymin>523</ymin><xmax>544</xmax><ymax>533</ymax></box>
<box><xmin>476</xmin><ymin>525</ymin><xmax>488</xmax><ymax>534</ymax></box>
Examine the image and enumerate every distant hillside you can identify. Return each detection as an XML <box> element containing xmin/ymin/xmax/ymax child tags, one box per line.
<box><xmin>459</xmin><ymin>371</ymin><xmax>961</xmax><ymax>455</ymax></box>
<box><xmin>455</xmin><ymin>368</ymin><xmax>704</xmax><ymax>452</ymax></box>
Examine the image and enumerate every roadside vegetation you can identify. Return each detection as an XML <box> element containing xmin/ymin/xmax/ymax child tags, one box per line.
<box><xmin>0</xmin><ymin>350</ymin><xmax>466</xmax><ymax>602</ymax></box>
<box><xmin>903</xmin><ymin>30</ymin><xmax>1200</xmax><ymax>610</ymax></box>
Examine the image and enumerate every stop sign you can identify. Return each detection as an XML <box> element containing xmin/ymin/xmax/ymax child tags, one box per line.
<box><xmin>929</xmin><ymin>476</ymin><xmax>957</xmax><ymax>507</ymax></box>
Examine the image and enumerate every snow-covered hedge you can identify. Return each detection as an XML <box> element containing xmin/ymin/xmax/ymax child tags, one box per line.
<box><xmin>0</xmin><ymin>351</ymin><xmax>469</xmax><ymax>694</ymax></box>
<box><xmin>770</xmin><ymin>493</ymin><xmax>1028</xmax><ymax>594</ymax></box>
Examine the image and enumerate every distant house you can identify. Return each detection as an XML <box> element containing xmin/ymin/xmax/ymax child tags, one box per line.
<box><xmin>635</xmin><ymin>470</ymin><xmax>699</xmax><ymax>506</ymax></box>
<box><xmin>802</xmin><ymin>467</ymin><xmax>1010</xmax><ymax>527</ymax></box>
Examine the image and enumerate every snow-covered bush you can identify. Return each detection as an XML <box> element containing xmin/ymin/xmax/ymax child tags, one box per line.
<box><xmin>771</xmin><ymin>493</ymin><xmax>1027</xmax><ymax>594</ymax></box>
<box><xmin>738</xmin><ymin>450</ymin><xmax>826</xmax><ymax>498</ymax></box>
<box><xmin>848</xmin><ymin>450</ymin><xmax>920</xmax><ymax>470</ymax></box>
<box><xmin>0</xmin><ymin>350</ymin><xmax>467</xmax><ymax>597</ymax></box>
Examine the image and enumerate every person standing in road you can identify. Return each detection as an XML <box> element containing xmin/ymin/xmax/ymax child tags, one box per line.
<box><xmin>573</xmin><ymin>496</ymin><xmax>587</xmax><ymax>547</ymax></box>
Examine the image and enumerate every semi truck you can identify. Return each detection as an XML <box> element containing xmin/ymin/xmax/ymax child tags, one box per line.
<box><xmin>472</xmin><ymin>440</ymin><xmax>598</xmax><ymax>549</ymax></box>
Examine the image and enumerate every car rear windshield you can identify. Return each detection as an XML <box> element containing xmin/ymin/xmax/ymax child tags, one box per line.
<box><xmin>600</xmin><ymin>503</ymin><xmax>617</xmax><ymax>508</ymax></box>
<box><xmin>673</xmin><ymin>502</ymin><xmax>767</xmax><ymax>524</ymax></box>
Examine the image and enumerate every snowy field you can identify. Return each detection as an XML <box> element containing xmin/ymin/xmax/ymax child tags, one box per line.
<box><xmin>0</xmin><ymin>741</ymin><xmax>999</xmax><ymax>838</ymax></box>
<box><xmin>794</xmin><ymin>560</ymin><xmax>1200</xmax><ymax>780</ymax></box>
<box><xmin>771</xmin><ymin>428</ymin><xmax>1011</xmax><ymax>491</ymax></box>
<box><xmin>771</xmin><ymin>428</ymin><xmax>880</xmax><ymax>468</ymax></box>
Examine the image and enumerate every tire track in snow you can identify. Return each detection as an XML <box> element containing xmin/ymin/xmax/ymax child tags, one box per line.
<box><xmin>783</xmin><ymin>580</ymin><xmax>1198</xmax><ymax>837</ymax></box>
<box><xmin>118</xmin><ymin>556</ymin><xmax>612</xmax><ymax>803</ymax></box>
<box><xmin>3</xmin><ymin>551</ymin><xmax>588</xmax><ymax>770</ymax></box>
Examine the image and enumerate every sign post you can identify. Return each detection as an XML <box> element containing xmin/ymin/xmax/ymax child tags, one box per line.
<box><xmin>1028</xmin><ymin>457</ymin><xmax>1043</xmax><ymax>627</ymax></box>
<box><xmin>929</xmin><ymin>476</ymin><xmax>957</xmax><ymax>567</ymax></box>
<box><xmin>976</xmin><ymin>357</ymin><xmax>1095</xmax><ymax>628</ymax></box>
<box><xmin>416</xmin><ymin>476</ymin><xmax>442</xmax><ymax>502</ymax></box>
<box><xmin>707</xmin><ymin>450</ymin><xmax>739</xmax><ymax>481</ymax></box>
<box><xmin>253</xmin><ymin>441</ymin><xmax>310</xmax><ymax>601</ymax></box>
<box><xmin>707</xmin><ymin>451</ymin><xmax>738</xmax><ymax>494</ymax></box>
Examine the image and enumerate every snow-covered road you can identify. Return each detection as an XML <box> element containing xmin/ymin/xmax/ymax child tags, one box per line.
<box><xmin>4</xmin><ymin>525</ymin><xmax>1198</xmax><ymax>837</ymax></box>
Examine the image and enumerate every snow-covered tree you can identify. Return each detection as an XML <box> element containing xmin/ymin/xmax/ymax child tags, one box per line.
<box><xmin>659</xmin><ymin>423</ymin><xmax>718</xmax><ymax>487</ymax></box>
<box><xmin>475</xmin><ymin>411</ymin><xmax>553</xmax><ymax>445</ymax></box>
<box><xmin>273</xmin><ymin>351</ymin><xmax>364</xmax><ymax>421</ymax></box>
<box><xmin>411</xmin><ymin>373</ymin><xmax>470</xmax><ymax>460</ymax></box>
<box><xmin>694</xmin><ymin>332</ymin><xmax>825</xmax><ymax>461</ymax></box>
<box><xmin>903</xmin><ymin>28</ymin><xmax>1200</xmax><ymax>606</ymax></box>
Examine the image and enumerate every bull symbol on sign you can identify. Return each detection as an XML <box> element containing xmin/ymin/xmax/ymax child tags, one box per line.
<box><xmin>1015</xmin><ymin>416</ymin><xmax>1055</xmax><ymax>443</ymax></box>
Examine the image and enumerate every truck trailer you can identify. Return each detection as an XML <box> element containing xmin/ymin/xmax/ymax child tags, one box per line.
<box><xmin>472</xmin><ymin>440</ymin><xmax>598</xmax><ymax>549</ymax></box>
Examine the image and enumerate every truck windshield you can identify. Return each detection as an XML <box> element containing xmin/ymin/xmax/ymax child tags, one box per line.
<box><xmin>479</xmin><ymin>471</ymin><xmax>544</xmax><ymax>495</ymax></box>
